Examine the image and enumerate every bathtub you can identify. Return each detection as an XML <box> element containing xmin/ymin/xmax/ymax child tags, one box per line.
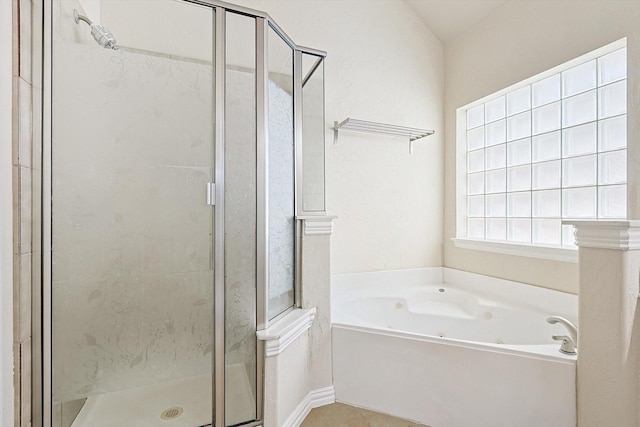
<box><xmin>331</xmin><ymin>268</ymin><xmax>577</xmax><ymax>427</ymax></box>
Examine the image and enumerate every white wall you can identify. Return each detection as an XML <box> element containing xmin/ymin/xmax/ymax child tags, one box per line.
<box><xmin>444</xmin><ymin>0</ymin><xmax>640</xmax><ymax>294</ymax></box>
<box><xmin>0</xmin><ymin>0</ymin><xmax>14</xmax><ymax>423</ymax></box>
<box><xmin>231</xmin><ymin>0</ymin><xmax>445</xmax><ymax>274</ymax></box>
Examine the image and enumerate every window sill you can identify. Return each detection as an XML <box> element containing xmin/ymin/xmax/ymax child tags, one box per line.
<box><xmin>256</xmin><ymin>307</ymin><xmax>316</xmax><ymax>357</ymax></box>
<box><xmin>451</xmin><ymin>238</ymin><xmax>578</xmax><ymax>263</ymax></box>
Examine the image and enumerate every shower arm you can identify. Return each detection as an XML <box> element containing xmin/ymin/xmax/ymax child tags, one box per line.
<box><xmin>73</xmin><ymin>9</ymin><xmax>92</xmax><ymax>26</ymax></box>
<box><xmin>73</xmin><ymin>8</ymin><xmax>118</xmax><ymax>50</ymax></box>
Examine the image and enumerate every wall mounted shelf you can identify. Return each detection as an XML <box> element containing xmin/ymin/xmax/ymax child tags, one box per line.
<box><xmin>332</xmin><ymin>118</ymin><xmax>435</xmax><ymax>153</ymax></box>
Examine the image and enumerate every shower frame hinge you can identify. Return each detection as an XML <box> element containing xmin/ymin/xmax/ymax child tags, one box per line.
<box><xmin>207</xmin><ymin>182</ymin><xmax>216</xmax><ymax>206</ymax></box>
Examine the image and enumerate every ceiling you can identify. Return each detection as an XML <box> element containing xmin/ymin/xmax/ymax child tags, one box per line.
<box><xmin>405</xmin><ymin>0</ymin><xmax>509</xmax><ymax>43</ymax></box>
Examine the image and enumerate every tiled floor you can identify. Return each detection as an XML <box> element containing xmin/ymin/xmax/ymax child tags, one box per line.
<box><xmin>301</xmin><ymin>402</ymin><xmax>429</xmax><ymax>427</ymax></box>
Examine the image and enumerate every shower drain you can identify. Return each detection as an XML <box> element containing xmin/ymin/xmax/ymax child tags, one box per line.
<box><xmin>161</xmin><ymin>407</ymin><xmax>184</xmax><ymax>421</ymax></box>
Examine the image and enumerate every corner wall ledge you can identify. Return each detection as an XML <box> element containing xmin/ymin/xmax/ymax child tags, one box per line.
<box><xmin>297</xmin><ymin>215</ymin><xmax>337</xmax><ymax>236</ymax></box>
<box><xmin>563</xmin><ymin>220</ymin><xmax>640</xmax><ymax>250</ymax></box>
<box><xmin>256</xmin><ymin>307</ymin><xmax>316</xmax><ymax>357</ymax></box>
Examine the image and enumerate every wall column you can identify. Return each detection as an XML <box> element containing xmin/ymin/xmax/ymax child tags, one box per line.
<box><xmin>258</xmin><ymin>216</ymin><xmax>336</xmax><ymax>427</ymax></box>
<box><xmin>567</xmin><ymin>220</ymin><xmax>640</xmax><ymax>427</ymax></box>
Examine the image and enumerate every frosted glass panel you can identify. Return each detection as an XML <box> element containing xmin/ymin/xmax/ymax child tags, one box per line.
<box><xmin>485</xmin><ymin>119</ymin><xmax>506</xmax><ymax>146</ymax></box>
<box><xmin>562</xmin><ymin>90</ymin><xmax>597</xmax><ymax>127</ymax></box>
<box><xmin>467</xmin><ymin>104</ymin><xmax>484</xmax><ymax>129</ymax></box>
<box><xmin>485</xmin><ymin>144</ymin><xmax>505</xmax><ymax>170</ymax></box>
<box><xmin>486</xmin><ymin>218</ymin><xmax>506</xmax><ymax>240</ymax></box>
<box><xmin>486</xmin><ymin>169</ymin><xmax>506</xmax><ymax>194</ymax></box>
<box><xmin>507</xmin><ymin>138</ymin><xmax>531</xmax><ymax>167</ymax></box>
<box><xmin>468</xmin><ymin>172</ymin><xmax>484</xmax><ymax>195</ymax></box>
<box><xmin>599</xmin><ymin>185</ymin><xmax>626</xmax><ymax>218</ymax></box>
<box><xmin>467</xmin><ymin>127</ymin><xmax>485</xmax><ymax>151</ymax></box>
<box><xmin>532</xmin><ymin>160</ymin><xmax>560</xmax><ymax>190</ymax></box>
<box><xmin>486</xmin><ymin>193</ymin><xmax>506</xmax><ymax>217</ymax></box>
<box><xmin>507</xmin><ymin>165</ymin><xmax>531</xmax><ymax>192</ymax></box>
<box><xmin>507</xmin><ymin>192</ymin><xmax>531</xmax><ymax>217</ymax></box>
<box><xmin>467</xmin><ymin>149</ymin><xmax>485</xmax><ymax>173</ymax></box>
<box><xmin>562</xmin><ymin>155</ymin><xmax>597</xmax><ymax>187</ymax></box>
<box><xmin>485</xmin><ymin>96</ymin><xmax>506</xmax><ymax>122</ymax></box>
<box><xmin>532</xmin><ymin>131</ymin><xmax>560</xmax><ymax>162</ymax></box>
<box><xmin>562</xmin><ymin>187</ymin><xmax>596</xmax><ymax>218</ymax></box>
<box><xmin>508</xmin><ymin>219</ymin><xmax>531</xmax><ymax>243</ymax></box>
<box><xmin>532</xmin><ymin>102</ymin><xmax>560</xmax><ymax>135</ymax></box>
<box><xmin>532</xmin><ymin>219</ymin><xmax>561</xmax><ymax>245</ymax></box>
<box><xmin>532</xmin><ymin>74</ymin><xmax>560</xmax><ymax>107</ymax></box>
<box><xmin>598</xmin><ymin>150</ymin><xmax>626</xmax><ymax>185</ymax></box>
<box><xmin>507</xmin><ymin>111</ymin><xmax>531</xmax><ymax>141</ymax></box>
<box><xmin>599</xmin><ymin>115</ymin><xmax>626</xmax><ymax>152</ymax></box>
<box><xmin>562</xmin><ymin>122</ymin><xmax>596</xmax><ymax>157</ymax></box>
<box><xmin>268</xmin><ymin>28</ymin><xmax>295</xmax><ymax>320</ymax></box>
<box><xmin>598</xmin><ymin>48</ymin><xmax>626</xmax><ymax>86</ymax></box>
<box><xmin>507</xmin><ymin>86</ymin><xmax>531</xmax><ymax>116</ymax></box>
<box><xmin>532</xmin><ymin>190</ymin><xmax>560</xmax><ymax>218</ymax></box>
<box><xmin>468</xmin><ymin>218</ymin><xmax>485</xmax><ymax>239</ymax></box>
<box><xmin>562</xmin><ymin>60</ymin><xmax>596</xmax><ymax>97</ymax></box>
<box><xmin>468</xmin><ymin>195</ymin><xmax>484</xmax><ymax>217</ymax></box>
<box><xmin>598</xmin><ymin>80</ymin><xmax>626</xmax><ymax>119</ymax></box>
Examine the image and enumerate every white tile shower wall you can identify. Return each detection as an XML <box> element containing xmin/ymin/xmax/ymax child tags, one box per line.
<box><xmin>444</xmin><ymin>1</ymin><xmax>640</xmax><ymax>294</ymax></box>
<box><xmin>101</xmin><ymin>1</ymin><xmax>213</xmax><ymax>64</ymax></box>
<box><xmin>231</xmin><ymin>0</ymin><xmax>445</xmax><ymax>274</ymax></box>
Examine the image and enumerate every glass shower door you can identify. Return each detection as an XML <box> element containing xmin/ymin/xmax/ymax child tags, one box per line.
<box><xmin>51</xmin><ymin>1</ymin><xmax>215</xmax><ymax>426</ymax></box>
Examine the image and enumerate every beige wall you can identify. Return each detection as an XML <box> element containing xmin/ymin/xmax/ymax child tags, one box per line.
<box><xmin>231</xmin><ymin>0</ymin><xmax>445</xmax><ymax>274</ymax></box>
<box><xmin>10</xmin><ymin>0</ymin><xmax>37</xmax><ymax>425</ymax></box>
<box><xmin>1</xmin><ymin>0</ymin><xmax>14</xmax><ymax>423</ymax></box>
<box><xmin>262</xmin><ymin>230</ymin><xmax>333</xmax><ymax>427</ymax></box>
<box><xmin>444</xmin><ymin>0</ymin><xmax>640</xmax><ymax>294</ymax></box>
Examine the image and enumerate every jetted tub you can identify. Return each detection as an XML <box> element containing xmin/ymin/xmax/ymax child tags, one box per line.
<box><xmin>332</xmin><ymin>268</ymin><xmax>577</xmax><ymax>427</ymax></box>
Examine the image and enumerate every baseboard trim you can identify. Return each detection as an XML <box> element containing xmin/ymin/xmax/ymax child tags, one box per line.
<box><xmin>281</xmin><ymin>386</ymin><xmax>335</xmax><ymax>427</ymax></box>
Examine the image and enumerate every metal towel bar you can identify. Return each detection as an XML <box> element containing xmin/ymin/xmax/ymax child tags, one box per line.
<box><xmin>332</xmin><ymin>118</ymin><xmax>434</xmax><ymax>153</ymax></box>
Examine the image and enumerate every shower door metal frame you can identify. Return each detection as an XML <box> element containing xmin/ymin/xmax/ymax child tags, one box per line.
<box><xmin>213</xmin><ymin>6</ymin><xmax>227</xmax><ymax>427</ymax></box>
<box><xmin>38</xmin><ymin>1</ymin><xmax>52</xmax><ymax>426</ymax></box>
<box><xmin>34</xmin><ymin>1</ymin><xmax>326</xmax><ymax>426</ymax></box>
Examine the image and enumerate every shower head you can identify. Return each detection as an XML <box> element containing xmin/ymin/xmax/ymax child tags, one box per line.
<box><xmin>74</xmin><ymin>9</ymin><xmax>118</xmax><ymax>50</ymax></box>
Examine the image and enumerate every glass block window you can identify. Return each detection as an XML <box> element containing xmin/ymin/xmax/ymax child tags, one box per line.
<box><xmin>464</xmin><ymin>46</ymin><xmax>626</xmax><ymax>247</ymax></box>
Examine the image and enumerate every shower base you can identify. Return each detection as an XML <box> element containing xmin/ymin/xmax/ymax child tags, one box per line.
<box><xmin>68</xmin><ymin>363</ymin><xmax>255</xmax><ymax>427</ymax></box>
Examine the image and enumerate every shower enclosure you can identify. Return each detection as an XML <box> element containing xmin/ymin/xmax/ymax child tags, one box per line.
<box><xmin>37</xmin><ymin>1</ymin><xmax>326</xmax><ymax>426</ymax></box>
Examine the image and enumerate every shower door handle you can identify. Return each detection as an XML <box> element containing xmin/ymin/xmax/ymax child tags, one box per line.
<box><xmin>207</xmin><ymin>182</ymin><xmax>216</xmax><ymax>206</ymax></box>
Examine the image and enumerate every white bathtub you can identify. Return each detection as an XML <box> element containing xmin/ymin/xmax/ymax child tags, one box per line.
<box><xmin>331</xmin><ymin>268</ymin><xmax>577</xmax><ymax>427</ymax></box>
